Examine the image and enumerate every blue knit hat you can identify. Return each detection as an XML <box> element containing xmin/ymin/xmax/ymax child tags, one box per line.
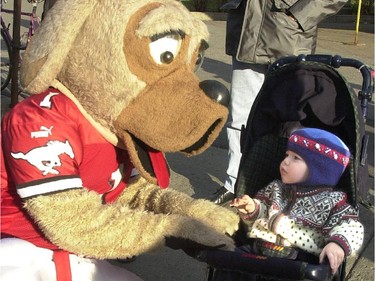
<box><xmin>287</xmin><ymin>128</ymin><xmax>350</xmax><ymax>186</ymax></box>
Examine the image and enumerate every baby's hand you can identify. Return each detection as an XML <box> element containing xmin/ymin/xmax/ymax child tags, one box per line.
<box><xmin>230</xmin><ymin>195</ymin><xmax>255</xmax><ymax>214</ymax></box>
<box><xmin>319</xmin><ymin>242</ymin><xmax>345</xmax><ymax>274</ymax></box>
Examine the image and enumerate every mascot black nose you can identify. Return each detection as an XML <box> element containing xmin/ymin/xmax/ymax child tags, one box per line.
<box><xmin>199</xmin><ymin>80</ymin><xmax>230</xmax><ymax>107</ymax></box>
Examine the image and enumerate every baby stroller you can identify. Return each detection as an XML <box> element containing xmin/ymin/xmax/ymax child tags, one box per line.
<box><xmin>197</xmin><ymin>54</ymin><xmax>373</xmax><ymax>281</ymax></box>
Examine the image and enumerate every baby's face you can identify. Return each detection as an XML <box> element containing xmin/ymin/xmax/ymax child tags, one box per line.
<box><xmin>280</xmin><ymin>150</ymin><xmax>308</xmax><ymax>184</ymax></box>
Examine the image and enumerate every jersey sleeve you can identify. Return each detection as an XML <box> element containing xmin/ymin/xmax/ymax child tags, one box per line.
<box><xmin>1</xmin><ymin>90</ymin><xmax>84</xmax><ymax>199</ymax></box>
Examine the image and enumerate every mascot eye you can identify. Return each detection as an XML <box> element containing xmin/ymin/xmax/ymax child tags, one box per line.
<box><xmin>149</xmin><ymin>31</ymin><xmax>182</xmax><ymax>65</ymax></box>
<box><xmin>161</xmin><ymin>51</ymin><xmax>174</xmax><ymax>64</ymax></box>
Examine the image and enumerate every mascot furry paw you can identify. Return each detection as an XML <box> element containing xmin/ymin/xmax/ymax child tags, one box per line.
<box><xmin>1</xmin><ymin>0</ymin><xmax>239</xmax><ymax>280</ymax></box>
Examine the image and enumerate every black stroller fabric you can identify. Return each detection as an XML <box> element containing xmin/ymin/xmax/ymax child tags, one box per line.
<box><xmin>236</xmin><ymin>61</ymin><xmax>368</xmax><ymax>206</ymax></box>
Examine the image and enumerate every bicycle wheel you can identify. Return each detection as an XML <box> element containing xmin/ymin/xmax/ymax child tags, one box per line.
<box><xmin>1</xmin><ymin>29</ymin><xmax>12</xmax><ymax>91</ymax></box>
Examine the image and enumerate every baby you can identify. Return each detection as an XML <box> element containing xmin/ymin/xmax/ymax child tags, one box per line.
<box><xmin>231</xmin><ymin>128</ymin><xmax>364</xmax><ymax>274</ymax></box>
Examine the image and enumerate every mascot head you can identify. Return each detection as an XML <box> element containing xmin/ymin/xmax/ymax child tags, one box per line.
<box><xmin>20</xmin><ymin>0</ymin><xmax>229</xmax><ymax>186</ymax></box>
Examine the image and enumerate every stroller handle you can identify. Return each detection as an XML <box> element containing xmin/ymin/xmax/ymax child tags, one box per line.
<box><xmin>270</xmin><ymin>54</ymin><xmax>374</xmax><ymax>119</ymax></box>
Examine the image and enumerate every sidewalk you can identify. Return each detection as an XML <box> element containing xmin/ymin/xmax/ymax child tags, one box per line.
<box><xmin>1</xmin><ymin>15</ymin><xmax>374</xmax><ymax>281</ymax></box>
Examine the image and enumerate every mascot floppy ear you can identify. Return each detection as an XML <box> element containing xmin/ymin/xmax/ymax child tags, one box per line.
<box><xmin>20</xmin><ymin>0</ymin><xmax>97</xmax><ymax>93</ymax></box>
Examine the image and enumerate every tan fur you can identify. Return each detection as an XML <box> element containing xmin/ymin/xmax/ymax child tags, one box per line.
<box><xmin>20</xmin><ymin>0</ymin><xmax>98</xmax><ymax>93</ymax></box>
<box><xmin>25</xmin><ymin>180</ymin><xmax>238</xmax><ymax>259</ymax></box>
<box><xmin>18</xmin><ymin>0</ymin><xmax>239</xmax><ymax>261</ymax></box>
<box><xmin>120</xmin><ymin>177</ymin><xmax>239</xmax><ymax>235</ymax></box>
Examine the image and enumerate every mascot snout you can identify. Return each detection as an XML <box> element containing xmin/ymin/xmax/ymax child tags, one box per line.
<box><xmin>113</xmin><ymin>69</ymin><xmax>229</xmax><ymax>186</ymax></box>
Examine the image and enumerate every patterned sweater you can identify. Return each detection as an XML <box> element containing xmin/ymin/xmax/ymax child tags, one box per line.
<box><xmin>243</xmin><ymin>180</ymin><xmax>364</xmax><ymax>256</ymax></box>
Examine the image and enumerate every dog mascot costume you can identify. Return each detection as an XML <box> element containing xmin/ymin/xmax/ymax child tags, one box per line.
<box><xmin>0</xmin><ymin>1</ymin><xmax>240</xmax><ymax>280</ymax></box>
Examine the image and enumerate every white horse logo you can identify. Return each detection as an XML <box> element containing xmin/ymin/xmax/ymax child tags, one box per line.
<box><xmin>11</xmin><ymin>140</ymin><xmax>75</xmax><ymax>176</ymax></box>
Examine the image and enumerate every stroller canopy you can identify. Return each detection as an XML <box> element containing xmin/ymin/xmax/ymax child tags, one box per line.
<box><xmin>237</xmin><ymin>61</ymin><xmax>368</xmax><ymax>206</ymax></box>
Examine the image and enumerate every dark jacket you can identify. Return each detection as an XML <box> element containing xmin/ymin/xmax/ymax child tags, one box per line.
<box><xmin>223</xmin><ymin>0</ymin><xmax>347</xmax><ymax>64</ymax></box>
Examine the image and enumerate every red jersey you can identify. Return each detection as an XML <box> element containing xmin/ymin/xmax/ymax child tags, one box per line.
<box><xmin>1</xmin><ymin>88</ymin><xmax>132</xmax><ymax>249</ymax></box>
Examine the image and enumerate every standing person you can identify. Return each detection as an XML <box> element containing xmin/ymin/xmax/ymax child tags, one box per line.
<box><xmin>212</xmin><ymin>0</ymin><xmax>348</xmax><ymax>204</ymax></box>
<box><xmin>229</xmin><ymin>128</ymin><xmax>364</xmax><ymax>277</ymax></box>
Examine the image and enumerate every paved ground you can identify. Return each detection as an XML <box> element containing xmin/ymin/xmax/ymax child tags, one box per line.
<box><xmin>1</xmin><ymin>10</ymin><xmax>374</xmax><ymax>281</ymax></box>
